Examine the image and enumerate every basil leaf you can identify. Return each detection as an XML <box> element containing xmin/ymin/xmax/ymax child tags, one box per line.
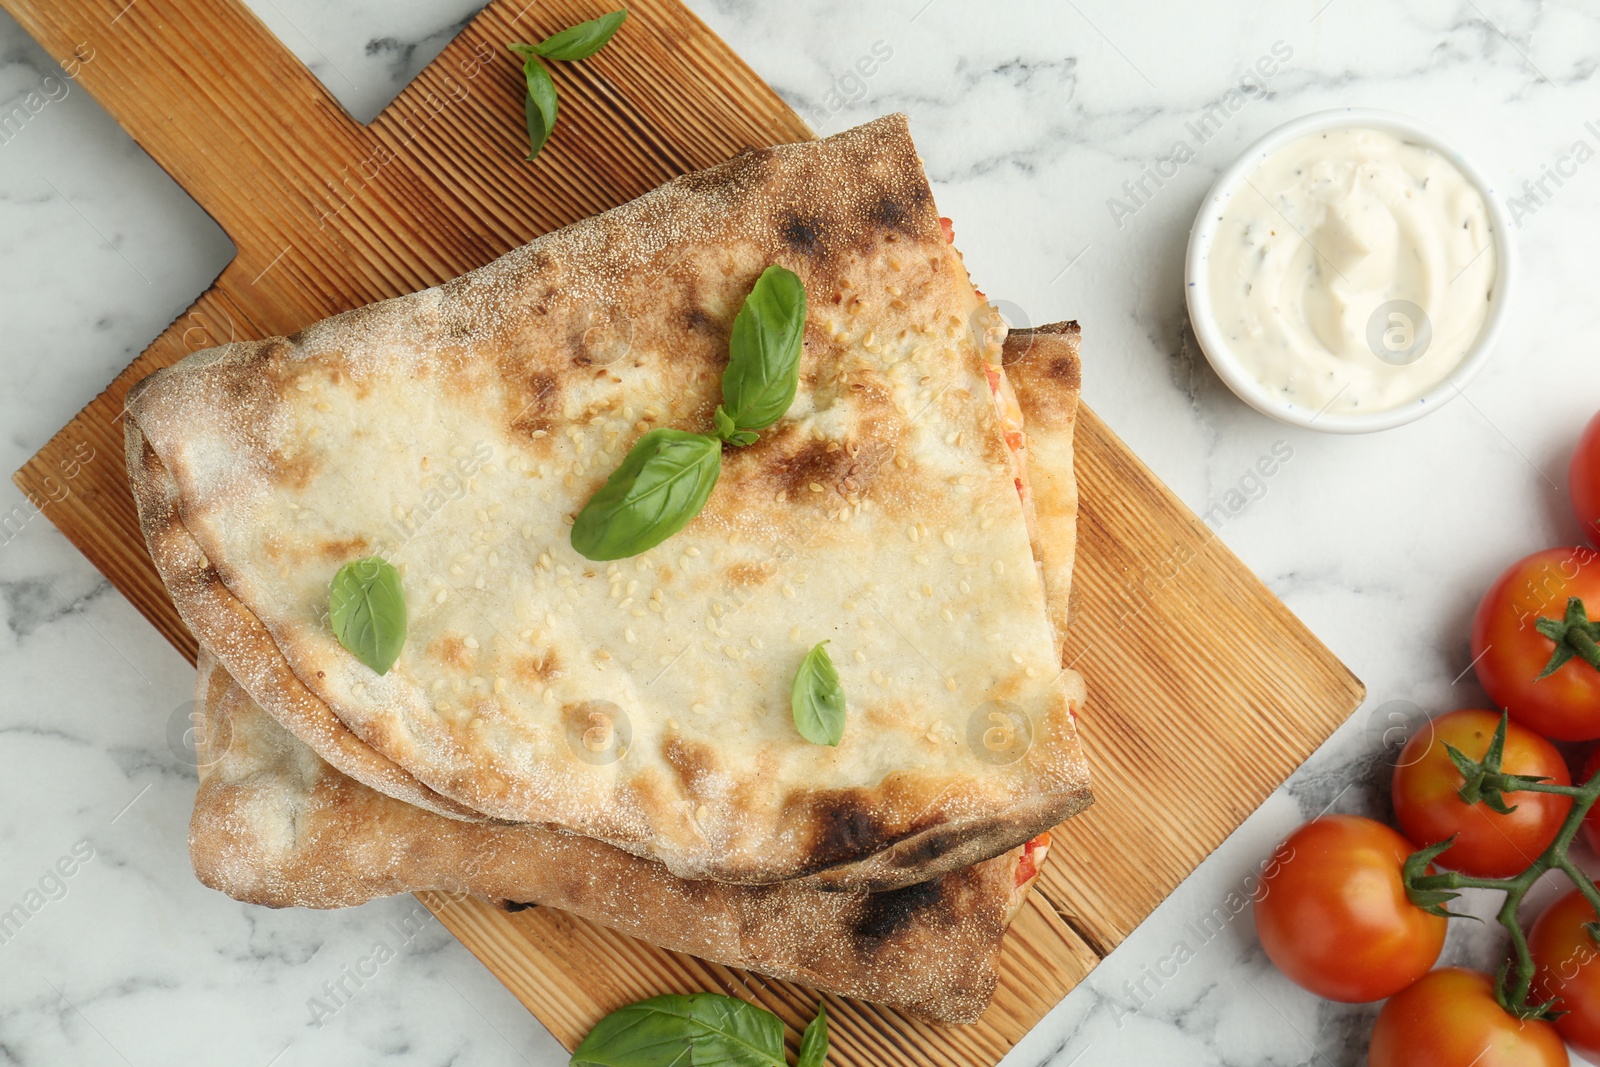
<box><xmin>329</xmin><ymin>556</ymin><xmax>406</xmax><ymax>675</ymax></box>
<box><xmin>570</xmin><ymin>992</ymin><xmax>785</xmax><ymax>1066</ymax></box>
<box><xmin>522</xmin><ymin>59</ymin><xmax>559</xmax><ymax>160</ymax></box>
<box><xmin>571</xmin><ymin>429</ymin><xmax>722</xmax><ymax>561</ymax></box>
<box><xmin>796</xmin><ymin>1004</ymin><xmax>828</xmax><ymax>1067</ymax></box>
<box><xmin>509</xmin><ymin>10</ymin><xmax>624</xmax><ymax>161</ymax></box>
<box><xmin>719</xmin><ymin>266</ymin><xmax>806</xmax><ymax>441</ymax></box>
<box><xmin>791</xmin><ymin>641</ymin><xmax>845</xmax><ymax>746</ymax></box>
<box><xmin>713</xmin><ymin>407</ymin><xmax>759</xmax><ymax>447</ymax></box>
<box><xmin>529</xmin><ymin>9</ymin><xmax>627</xmax><ymax>61</ymax></box>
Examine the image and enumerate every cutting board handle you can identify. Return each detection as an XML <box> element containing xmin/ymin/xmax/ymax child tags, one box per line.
<box><xmin>3</xmin><ymin>0</ymin><xmax>360</xmax><ymax>242</ymax></box>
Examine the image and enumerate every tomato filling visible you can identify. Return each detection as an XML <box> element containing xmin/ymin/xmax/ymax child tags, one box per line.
<box><xmin>943</xmin><ymin>216</ymin><xmax>1036</xmax><ymax>533</ymax></box>
<box><xmin>984</xmin><ymin>362</ymin><xmax>1031</xmax><ymax>504</ymax></box>
<box><xmin>1014</xmin><ymin>831</ymin><xmax>1051</xmax><ymax>888</ymax></box>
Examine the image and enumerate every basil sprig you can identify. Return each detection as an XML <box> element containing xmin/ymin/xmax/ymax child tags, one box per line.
<box><xmin>516</xmin><ymin>9</ymin><xmax>627</xmax><ymax>61</ymax></box>
<box><xmin>509</xmin><ymin>10</ymin><xmax>627</xmax><ymax>161</ymax></box>
<box><xmin>329</xmin><ymin>556</ymin><xmax>407</xmax><ymax>675</ymax></box>
<box><xmin>791</xmin><ymin>642</ymin><xmax>846</xmax><ymax>746</ymax></box>
<box><xmin>571</xmin><ymin>268</ymin><xmax>808</xmax><ymax>561</ymax></box>
<box><xmin>716</xmin><ymin>265</ymin><xmax>807</xmax><ymax>446</ymax></box>
<box><xmin>570</xmin><ymin>993</ymin><xmax>829</xmax><ymax>1066</ymax></box>
<box><xmin>571</xmin><ymin>429</ymin><xmax>721</xmax><ymax>561</ymax></box>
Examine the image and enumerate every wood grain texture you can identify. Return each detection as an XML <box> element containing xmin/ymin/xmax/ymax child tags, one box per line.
<box><xmin>7</xmin><ymin>0</ymin><xmax>1364</xmax><ymax>1061</ymax></box>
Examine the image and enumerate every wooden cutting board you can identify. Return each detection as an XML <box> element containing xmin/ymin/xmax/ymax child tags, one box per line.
<box><xmin>7</xmin><ymin>1</ymin><xmax>1365</xmax><ymax>1063</ymax></box>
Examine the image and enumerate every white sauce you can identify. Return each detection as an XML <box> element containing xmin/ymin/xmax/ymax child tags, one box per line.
<box><xmin>1207</xmin><ymin>127</ymin><xmax>1495</xmax><ymax>415</ymax></box>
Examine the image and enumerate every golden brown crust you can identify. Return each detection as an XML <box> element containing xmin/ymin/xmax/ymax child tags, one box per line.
<box><xmin>1003</xmin><ymin>323</ymin><xmax>1083</xmax><ymax>650</ymax></box>
<box><xmin>190</xmin><ymin>651</ymin><xmax>1030</xmax><ymax>1025</ymax></box>
<box><xmin>130</xmin><ymin>116</ymin><xmax>1093</xmax><ymax>888</ymax></box>
<box><xmin>183</xmin><ymin>322</ymin><xmax>1087</xmax><ymax>1026</ymax></box>
<box><xmin>124</xmin><ymin>421</ymin><xmax>484</xmax><ymax>822</ymax></box>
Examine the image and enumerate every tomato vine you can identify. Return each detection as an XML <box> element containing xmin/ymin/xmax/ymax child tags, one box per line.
<box><xmin>1403</xmin><ymin>711</ymin><xmax>1600</xmax><ymax>1019</ymax></box>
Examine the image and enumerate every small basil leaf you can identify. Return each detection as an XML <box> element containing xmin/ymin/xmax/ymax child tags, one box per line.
<box><xmin>329</xmin><ymin>556</ymin><xmax>406</xmax><ymax>675</ymax></box>
<box><xmin>570</xmin><ymin>992</ymin><xmax>785</xmax><ymax>1067</ymax></box>
<box><xmin>531</xmin><ymin>9</ymin><xmax>628</xmax><ymax>61</ymax></box>
<box><xmin>715</xmin><ymin>405</ymin><xmax>762</xmax><ymax>447</ymax></box>
<box><xmin>571</xmin><ymin>429</ymin><xmax>722</xmax><ymax>561</ymax></box>
<box><xmin>792</xmin><ymin>641</ymin><xmax>846</xmax><ymax>746</ymax></box>
<box><xmin>796</xmin><ymin>1004</ymin><xmax>828</xmax><ymax>1067</ymax></box>
<box><xmin>721</xmin><ymin>265</ymin><xmax>806</xmax><ymax>435</ymax></box>
<box><xmin>523</xmin><ymin>59</ymin><xmax>559</xmax><ymax>161</ymax></box>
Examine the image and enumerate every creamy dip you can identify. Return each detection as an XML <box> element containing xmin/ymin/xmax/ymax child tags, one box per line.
<box><xmin>1206</xmin><ymin>127</ymin><xmax>1496</xmax><ymax>415</ymax></box>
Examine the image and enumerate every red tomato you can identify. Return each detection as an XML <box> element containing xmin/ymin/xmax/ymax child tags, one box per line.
<box><xmin>1254</xmin><ymin>815</ymin><xmax>1445</xmax><ymax>1002</ymax></box>
<box><xmin>1531</xmin><ymin>888</ymin><xmax>1600</xmax><ymax>1062</ymax></box>
<box><xmin>1472</xmin><ymin>546</ymin><xmax>1600</xmax><ymax>740</ymax></box>
<box><xmin>1392</xmin><ymin>709</ymin><xmax>1571</xmax><ymax>877</ymax></box>
<box><xmin>1368</xmin><ymin>968</ymin><xmax>1568</xmax><ymax>1067</ymax></box>
<box><xmin>1014</xmin><ymin>831</ymin><xmax>1049</xmax><ymax>887</ymax></box>
<box><xmin>1570</xmin><ymin>410</ymin><xmax>1600</xmax><ymax>544</ymax></box>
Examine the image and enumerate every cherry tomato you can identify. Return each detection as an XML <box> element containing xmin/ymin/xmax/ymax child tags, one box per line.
<box><xmin>1472</xmin><ymin>546</ymin><xmax>1600</xmax><ymax>740</ymax></box>
<box><xmin>1368</xmin><ymin>968</ymin><xmax>1568</xmax><ymax>1067</ymax></box>
<box><xmin>1392</xmin><ymin>709</ymin><xmax>1571</xmax><ymax>877</ymax></box>
<box><xmin>1531</xmin><ymin>888</ymin><xmax>1600</xmax><ymax>1062</ymax></box>
<box><xmin>1254</xmin><ymin>815</ymin><xmax>1445</xmax><ymax>1002</ymax></box>
<box><xmin>1570</xmin><ymin>410</ymin><xmax>1600</xmax><ymax>544</ymax></box>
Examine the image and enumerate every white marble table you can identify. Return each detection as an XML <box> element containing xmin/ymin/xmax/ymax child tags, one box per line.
<box><xmin>2</xmin><ymin>1</ymin><xmax>1598</xmax><ymax>1063</ymax></box>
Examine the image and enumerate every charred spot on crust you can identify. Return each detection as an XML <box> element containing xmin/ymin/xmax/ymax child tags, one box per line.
<box><xmin>808</xmin><ymin>795</ymin><xmax>888</xmax><ymax>866</ymax></box>
<box><xmin>853</xmin><ymin>877</ymin><xmax>948</xmax><ymax>944</ymax></box>
<box><xmin>1047</xmin><ymin>356</ymin><xmax>1081</xmax><ymax>388</ymax></box>
<box><xmin>683</xmin><ymin>307</ymin><xmax>723</xmax><ymax>337</ymax></box>
<box><xmin>509</xmin><ymin>371</ymin><xmax>561</xmax><ymax>436</ymax></box>
<box><xmin>779</xmin><ymin>211</ymin><xmax>827</xmax><ymax>256</ymax></box>
<box><xmin>721</xmin><ymin>425</ymin><xmax>900</xmax><ymax>522</ymax></box>
<box><xmin>867</xmin><ymin>186</ymin><xmax>932</xmax><ymax>238</ymax></box>
<box><xmin>499</xmin><ymin>900</ymin><xmax>539</xmax><ymax>912</ymax></box>
<box><xmin>886</xmin><ymin>825</ymin><xmax>963</xmax><ymax>869</ymax></box>
<box><xmin>769</xmin><ymin>434</ymin><xmax>851</xmax><ymax>498</ymax></box>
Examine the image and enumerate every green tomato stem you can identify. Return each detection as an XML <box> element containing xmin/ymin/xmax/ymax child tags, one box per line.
<box><xmin>1498</xmin><ymin>878</ymin><xmax>1537</xmax><ymax>1010</ymax></box>
<box><xmin>1535</xmin><ymin>596</ymin><xmax>1600</xmax><ymax>676</ymax></box>
<box><xmin>1503</xmin><ymin>779</ymin><xmax>1588</xmax><ymax>797</ymax></box>
<box><xmin>1572</xmin><ymin>625</ymin><xmax>1600</xmax><ymax>669</ymax></box>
